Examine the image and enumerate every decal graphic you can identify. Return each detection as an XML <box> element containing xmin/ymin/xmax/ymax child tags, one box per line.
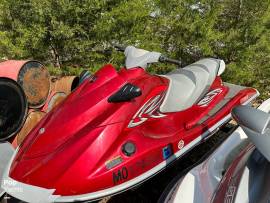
<box><xmin>128</xmin><ymin>154</ymin><xmax>160</xmax><ymax>175</ymax></box>
<box><xmin>105</xmin><ymin>156</ymin><xmax>123</xmax><ymax>170</ymax></box>
<box><xmin>178</xmin><ymin>140</ymin><xmax>185</xmax><ymax>150</ymax></box>
<box><xmin>113</xmin><ymin>167</ymin><xmax>128</xmax><ymax>185</ymax></box>
<box><xmin>162</xmin><ymin>145</ymin><xmax>172</xmax><ymax>160</ymax></box>
<box><xmin>128</xmin><ymin>93</ymin><xmax>167</xmax><ymax>128</ymax></box>
<box><xmin>224</xmin><ymin>186</ymin><xmax>236</xmax><ymax>203</ymax></box>
<box><xmin>198</xmin><ymin>88</ymin><xmax>223</xmax><ymax>107</ymax></box>
<box><xmin>224</xmin><ymin>175</ymin><xmax>238</xmax><ymax>203</ymax></box>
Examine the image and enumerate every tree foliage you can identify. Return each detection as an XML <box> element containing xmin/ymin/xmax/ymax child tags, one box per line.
<box><xmin>0</xmin><ymin>0</ymin><xmax>270</xmax><ymax>97</ymax></box>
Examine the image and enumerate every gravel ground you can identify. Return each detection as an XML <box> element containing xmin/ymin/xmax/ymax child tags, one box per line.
<box><xmin>1</xmin><ymin>122</ymin><xmax>237</xmax><ymax>203</ymax></box>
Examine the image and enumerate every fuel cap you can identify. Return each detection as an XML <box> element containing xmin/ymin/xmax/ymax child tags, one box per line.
<box><xmin>122</xmin><ymin>142</ymin><xmax>136</xmax><ymax>156</ymax></box>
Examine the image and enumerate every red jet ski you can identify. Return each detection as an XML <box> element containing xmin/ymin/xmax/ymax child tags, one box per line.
<box><xmin>1</xmin><ymin>45</ymin><xmax>258</xmax><ymax>202</ymax></box>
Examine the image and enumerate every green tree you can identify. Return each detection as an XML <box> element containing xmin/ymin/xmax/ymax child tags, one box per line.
<box><xmin>216</xmin><ymin>0</ymin><xmax>270</xmax><ymax>98</ymax></box>
<box><xmin>0</xmin><ymin>0</ymin><xmax>106</xmax><ymax>68</ymax></box>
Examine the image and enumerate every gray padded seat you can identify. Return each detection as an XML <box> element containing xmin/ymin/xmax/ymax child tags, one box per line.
<box><xmin>160</xmin><ymin>58</ymin><xmax>223</xmax><ymax>113</ymax></box>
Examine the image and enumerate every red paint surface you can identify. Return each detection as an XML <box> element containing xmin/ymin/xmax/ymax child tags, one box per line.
<box><xmin>9</xmin><ymin>64</ymin><xmax>257</xmax><ymax>196</ymax></box>
<box><xmin>0</xmin><ymin>60</ymin><xmax>29</xmax><ymax>80</ymax></box>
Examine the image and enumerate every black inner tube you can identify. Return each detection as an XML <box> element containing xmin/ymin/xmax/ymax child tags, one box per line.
<box><xmin>0</xmin><ymin>78</ymin><xmax>27</xmax><ymax>141</ymax></box>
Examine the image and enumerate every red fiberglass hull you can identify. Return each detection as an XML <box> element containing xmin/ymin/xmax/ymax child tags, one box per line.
<box><xmin>4</xmin><ymin>64</ymin><xmax>258</xmax><ymax>202</ymax></box>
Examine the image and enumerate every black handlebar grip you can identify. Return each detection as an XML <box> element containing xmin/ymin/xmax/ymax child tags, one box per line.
<box><xmin>113</xmin><ymin>44</ymin><xmax>126</xmax><ymax>52</ymax></box>
<box><xmin>166</xmin><ymin>58</ymin><xmax>181</xmax><ymax>66</ymax></box>
<box><xmin>159</xmin><ymin>55</ymin><xmax>181</xmax><ymax>66</ymax></box>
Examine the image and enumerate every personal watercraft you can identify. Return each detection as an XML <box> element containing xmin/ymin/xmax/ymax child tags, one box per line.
<box><xmin>212</xmin><ymin>102</ymin><xmax>270</xmax><ymax>203</ymax></box>
<box><xmin>159</xmin><ymin>98</ymin><xmax>270</xmax><ymax>203</ymax></box>
<box><xmin>1</xmin><ymin>46</ymin><xmax>259</xmax><ymax>202</ymax></box>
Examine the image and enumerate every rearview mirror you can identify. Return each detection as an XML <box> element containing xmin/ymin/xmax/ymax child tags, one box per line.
<box><xmin>232</xmin><ymin>105</ymin><xmax>270</xmax><ymax>134</ymax></box>
<box><xmin>232</xmin><ymin>105</ymin><xmax>270</xmax><ymax>162</ymax></box>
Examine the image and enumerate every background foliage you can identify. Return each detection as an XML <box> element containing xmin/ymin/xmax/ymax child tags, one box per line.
<box><xmin>0</xmin><ymin>0</ymin><xmax>270</xmax><ymax>98</ymax></box>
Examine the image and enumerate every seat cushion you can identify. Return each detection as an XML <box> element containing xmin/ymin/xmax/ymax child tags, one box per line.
<box><xmin>160</xmin><ymin>58</ymin><xmax>222</xmax><ymax>113</ymax></box>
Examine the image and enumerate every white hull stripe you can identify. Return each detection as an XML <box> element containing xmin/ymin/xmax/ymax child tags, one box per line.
<box><xmin>1</xmin><ymin>91</ymin><xmax>259</xmax><ymax>202</ymax></box>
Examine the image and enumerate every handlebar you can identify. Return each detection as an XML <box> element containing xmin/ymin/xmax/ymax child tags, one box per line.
<box><xmin>113</xmin><ymin>44</ymin><xmax>126</xmax><ymax>52</ymax></box>
<box><xmin>112</xmin><ymin>44</ymin><xmax>182</xmax><ymax>66</ymax></box>
<box><xmin>158</xmin><ymin>55</ymin><xmax>181</xmax><ymax>66</ymax></box>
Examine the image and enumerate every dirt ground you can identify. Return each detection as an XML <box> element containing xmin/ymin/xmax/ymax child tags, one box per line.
<box><xmin>1</xmin><ymin>122</ymin><xmax>236</xmax><ymax>203</ymax></box>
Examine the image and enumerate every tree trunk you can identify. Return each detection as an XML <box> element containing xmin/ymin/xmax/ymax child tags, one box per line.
<box><xmin>50</xmin><ymin>46</ymin><xmax>61</xmax><ymax>68</ymax></box>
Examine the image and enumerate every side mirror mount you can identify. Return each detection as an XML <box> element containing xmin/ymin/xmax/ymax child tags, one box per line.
<box><xmin>232</xmin><ymin>105</ymin><xmax>270</xmax><ymax>134</ymax></box>
<box><xmin>232</xmin><ymin>105</ymin><xmax>270</xmax><ymax>162</ymax></box>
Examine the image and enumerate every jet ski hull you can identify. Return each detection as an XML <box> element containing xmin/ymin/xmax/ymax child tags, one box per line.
<box><xmin>2</xmin><ymin>87</ymin><xmax>258</xmax><ymax>202</ymax></box>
